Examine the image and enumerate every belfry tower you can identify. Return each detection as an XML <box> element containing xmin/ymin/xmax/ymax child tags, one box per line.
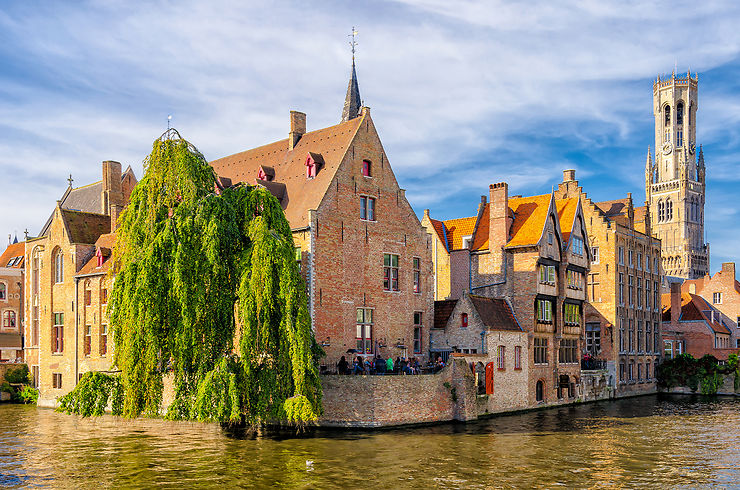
<box><xmin>645</xmin><ymin>71</ymin><xmax>708</xmax><ymax>279</ymax></box>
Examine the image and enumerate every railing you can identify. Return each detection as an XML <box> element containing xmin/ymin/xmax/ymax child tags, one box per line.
<box><xmin>581</xmin><ymin>358</ymin><xmax>608</xmax><ymax>371</ymax></box>
<box><xmin>320</xmin><ymin>356</ymin><xmax>438</xmax><ymax>375</ymax></box>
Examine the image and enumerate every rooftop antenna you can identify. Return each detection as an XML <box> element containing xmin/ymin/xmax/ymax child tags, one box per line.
<box><xmin>167</xmin><ymin>114</ymin><xmax>172</xmax><ymax>130</ymax></box>
<box><xmin>348</xmin><ymin>26</ymin><xmax>358</xmax><ymax>59</ymax></box>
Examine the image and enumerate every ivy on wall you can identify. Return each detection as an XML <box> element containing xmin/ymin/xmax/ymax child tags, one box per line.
<box><xmin>656</xmin><ymin>353</ymin><xmax>738</xmax><ymax>395</ymax></box>
<box><xmin>58</xmin><ymin>130</ymin><xmax>322</xmax><ymax>426</ymax></box>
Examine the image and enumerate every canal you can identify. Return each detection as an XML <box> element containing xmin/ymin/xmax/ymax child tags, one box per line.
<box><xmin>1</xmin><ymin>394</ymin><xmax>738</xmax><ymax>488</ymax></box>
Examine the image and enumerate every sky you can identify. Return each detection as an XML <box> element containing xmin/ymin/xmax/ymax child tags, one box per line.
<box><xmin>1</xmin><ymin>0</ymin><xmax>739</xmax><ymax>274</ymax></box>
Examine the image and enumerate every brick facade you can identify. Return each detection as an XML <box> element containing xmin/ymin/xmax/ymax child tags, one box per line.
<box><xmin>683</xmin><ymin>262</ymin><xmax>740</xmax><ymax>349</ymax></box>
<box><xmin>0</xmin><ymin>241</ymin><xmax>24</xmax><ymax>362</ymax></box>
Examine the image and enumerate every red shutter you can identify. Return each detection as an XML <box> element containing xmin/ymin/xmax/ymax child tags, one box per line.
<box><xmin>485</xmin><ymin>362</ymin><xmax>495</xmax><ymax>395</ymax></box>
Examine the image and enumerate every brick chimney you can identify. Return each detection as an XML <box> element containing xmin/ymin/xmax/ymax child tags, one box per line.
<box><xmin>563</xmin><ymin>169</ymin><xmax>576</xmax><ymax>182</ymax></box>
<box><xmin>489</xmin><ymin>182</ymin><xmax>509</xmax><ymax>249</ymax></box>
<box><xmin>289</xmin><ymin>111</ymin><xmax>306</xmax><ymax>151</ymax></box>
<box><xmin>721</xmin><ymin>262</ymin><xmax>736</xmax><ymax>280</ymax></box>
<box><xmin>670</xmin><ymin>282</ymin><xmax>681</xmax><ymax>329</ymax></box>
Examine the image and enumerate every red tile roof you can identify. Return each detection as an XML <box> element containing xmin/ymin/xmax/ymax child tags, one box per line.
<box><xmin>662</xmin><ymin>292</ymin><xmax>732</xmax><ymax>335</ymax></box>
<box><xmin>77</xmin><ymin>233</ymin><xmax>116</xmax><ymax>277</ymax></box>
<box><xmin>210</xmin><ymin>115</ymin><xmax>365</xmax><ymax>228</ymax></box>
<box><xmin>0</xmin><ymin>242</ymin><xmax>25</xmax><ymax>269</ymax></box>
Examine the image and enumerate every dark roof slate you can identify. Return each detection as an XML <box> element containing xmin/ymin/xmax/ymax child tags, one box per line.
<box><xmin>469</xmin><ymin>295</ymin><xmax>522</xmax><ymax>331</ymax></box>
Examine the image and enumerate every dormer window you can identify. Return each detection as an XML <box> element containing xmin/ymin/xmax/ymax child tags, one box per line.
<box><xmin>462</xmin><ymin>235</ymin><xmax>473</xmax><ymax>249</ymax></box>
<box><xmin>306</xmin><ymin>160</ymin><xmax>316</xmax><ymax>179</ymax></box>
<box><xmin>305</xmin><ymin>152</ymin><xmax>324</xmax><ymax>180</ymax></box>
<box><xmin>257</xmin><ymin>165</ymin><xmax>275</xmax><ymax>182</ymax></box>
<box><xmin>362</xmin><ymin>159</ymin><xmax>372</xmax><ymax>177</ymax></box>
<box><xmin>96</xmin><ymin>249</ymin><xmax>104</xmax><ymax>268</ymax></box>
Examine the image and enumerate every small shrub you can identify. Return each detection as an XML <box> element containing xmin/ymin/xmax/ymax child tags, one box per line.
<box><xmin>4</xmin><ymin>364</ymin><xmax>30</xmax><ymax>384</ymax></box>
<box><xmin>17</xmin><ymin>386</ymin><xmax>38</xmax><ymax>404</ymax></box>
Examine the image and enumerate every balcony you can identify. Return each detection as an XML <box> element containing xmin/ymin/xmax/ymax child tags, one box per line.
<box><xmin>581</xmin><ymin>357</ymin><xmax>608</xmax><ymax>371</ymax></box>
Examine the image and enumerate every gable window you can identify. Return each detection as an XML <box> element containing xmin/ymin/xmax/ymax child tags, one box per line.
<box><xmin>497</xmin><ymin>345</ymin><xmax>506</xmax><ymax>370</ymax></box>
<box><xmin>100</xmin><ymin>324</ymin><xmax>108</xmax><ymax>356</ymax></box>
<box><xmin>548</xmin><ymin>232</ymin><xmax>553</xmax><ymax>245</ymax></box>
<box><xmin>514</xmin><ymin>346</ymin><xmax>522</xmax><ymax>370</ymax></box>
<box><xmin>2</xmin><ymin>310</ymin><xmax>16</xmax><ymax>330</ymax></box>
<box><xmin>571</xmin><ymin>237</ymin><xmax>584</xmax><ymax>256</ymax></box>
<box><xmin>713</xmin><ymin>292</ymin><xmax>722</xmax><ymax>304</ymax></box>
<box><xmin>461</xmin><ymin>313</ymin><xmax>468</xmax><ymax>329</ymax></box>
<box><xmin>413</xmin><ymin>312</ymin><xmax>423</xmax><ymax>354</ymax></box>
<box><xmin>356</xmin><ymin>308</ymin><xmax>374</xmax><ymax>354</ymax></box>
<box><xmin>564</xmin><ymin>303</ymin><xmax>580</xmax><ymax>325</ymax></box>
<box><xmin>539</xmin><ymin>265</ymin><xmax>556</xmax><ymax>285</ymax></box>
<box><xmin>84</xmin><ymin>325</ymin><xmax>92</xmax><ymax>356</ymax></box>
<box><xmin>536</xmin><ymin>299</ymin><xmax>553</xmax><ymax>323</ymax></box>
<box><xmin>306</xmin><ymin>160</ymin><xmax>317</xmax><ymax>179</ymax></box>
<box><xmin>413</xmin><ymin>257</ymin><xmax>421</xmax><ymax>293</ymax></box>
<box><xmin>362</xmin><ymin>159</ymin><xmax>372</xmax><ymax>177</ymax></box>
<box><xmin>383</xmin><ymin>254</ymin><xmax>399</xmax><ymax>291</ymax></box>
<box><xmin>52</xmin><ymin>312</ymin><xmax>64</xmax><ymax>353</ymax></box>
<box><xmin>54</xmin><ymin>251</ymin><xmax>64</xmax><ymax>284</ymax></box>
<box><xmin>591</xmin><ymin>247</ymin><xmax>599</xmax><ymax>264</ymax></box>
<box><xmin>360</xmin><ymin>196</ymin><xmax>376</xmax><ymax>221</ymax></box>
<box><xmin>534</xmin><ymin>338</ymin><xmax>548</xmax><ymax>365</ymax></box>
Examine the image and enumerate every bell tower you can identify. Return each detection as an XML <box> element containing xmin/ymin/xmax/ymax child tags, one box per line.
<box><xmin>645</xmin><ymin>71</ymin><xmax>708</xmax><ymax>279</ymax></box>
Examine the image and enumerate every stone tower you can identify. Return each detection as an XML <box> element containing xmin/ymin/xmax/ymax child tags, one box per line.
<box><xmin>645</xmin><ymin>71</ymin><xmax>709</xmax><ymax>279</ymax></box>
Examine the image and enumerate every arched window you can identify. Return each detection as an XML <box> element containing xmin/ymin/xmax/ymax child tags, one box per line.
<box><xmin>31</xmin><ymin>248</ymin><xmax>41</xmax><ymax>346</ymax></box>
<box><xmin>2</xmin><ymin>310</ymin><xmax>16</xmax><ymax>329</ymax></box>
<box><xmin>666</xmin><ymin>199</ymin><xmax>673</xmax><ymax>221</ymax></box>
<box><xmin>0</xmin><ymin>283</ymin><xmax>5</xmax><ymax>301</ymax></box>
<box><xmin>664</xmin><ymin>104</ymin><xmax>671</xmax><ymax>126</ymax></box>
<box><xmin>536</xmin><ymin>379</ymin><xmax>544</xmax><ymax>402</ymax></box>
<box><xmin>54</xmin><ymin>249</ymin><xmax>64</xmax><ymax>284</ymax></box>
<box><xmin>84</xmin><ymin>280</ymin><xmax>92</xmax><ymax>306</ymax></box>
<box><xmin>461</xmin><ymin>313</ymin><xmax>468</xmax><ymax>328</ymax></box>
<box><xmin>658</xmin><ymin>200</ymin><xmax>664</xmax><ymax>222</ymax></box>
<box><xmin>689</xmin><ymin>103</ymin><xmax>693</xmax><ymax>126</ymax></box>
<box><xmin>676</xmin><ymin>102</ymin><xmax>684</xmax><ymax>125</ymax></box>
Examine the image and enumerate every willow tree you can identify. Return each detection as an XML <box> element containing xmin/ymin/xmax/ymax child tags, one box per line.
<box><xmin>61</xmin><ymin>129</ymin><xmax>322</xmax><ymax>426</ymax></box>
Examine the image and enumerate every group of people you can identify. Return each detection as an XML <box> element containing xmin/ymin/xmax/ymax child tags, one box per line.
<box><xmin>336</xmin><ymin>355</ymin><xmax>423</xmax><ymax>375</ymax></box>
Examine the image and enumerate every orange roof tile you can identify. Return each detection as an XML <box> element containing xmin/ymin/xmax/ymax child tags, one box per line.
<box><xmin>0</xmin><ymin>242</ymin><xmax>25</xmax><ymax>269</ymax></box>
<box><xmin>77</xmin><ymin>233</ymin><xmax>116</xmax><ymax>277</ymax></box>
<box><xmin>662</xmin><ymin>292</ymin><xmax>732</xmax><ymax>335</ymax></box>
<box><xmin>471</xmin><ymin>203</ymin><xmax>490</xmax><ymax>251</ymax></box>
<box><xmin>506</xmin><ymin>194</ymin><xmax>552</xmax><ymax>248</ymax></box>
<box><xmin>442</xmin><ymin>216</ymin><xmax>477</xmax><ymax>251</ymax></box>
<box><xmin>556</xmin><ymin>197</ymin><xmax>578</xmax><ymax>243</ymax></box>
<box><xmin>210</xmin><ymin>115</ymin><xmax>365</xmax><ymax>229</ymax></box>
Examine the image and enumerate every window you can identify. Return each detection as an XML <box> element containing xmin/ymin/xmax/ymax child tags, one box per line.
<box><xmin>619</xmin><ymin>318</ymin><xmax>625</xmax><ymax>353</ymax></box>
<box><xmin>591</xmin><ymin>247</ymin><xmax>599</xmax><ymax>264</ymax></box>
<box><xmin>54</xmin><ymin>250</ymin><xmax>64</xmax><ymax>283</ymax></box>
<box><xmin>534</xmin><ymin>338</ymin><xmax>548</xmax><ymax>364</ymax></box>
<box><xmin>0</xmin><ymin>283</ymin><xmax>5</xmax><ymax>300</ymax></box>
<box><xmin>84</xmin><ymin>281</ymin><xmax>92</xmax><ymax>306</ymax></box>
<box><xmin>559</xmin><ymin>339</ymin><xmax>578</xmax><ymax>364</ymax></box>
<box><xmin>461</xmin><ymin>313</ymin><xmax>468</xmax><ymax>328</ymax></box>
<box><xmin>628</xmin><ymin>362</ymin><xmax>634</xmax><ymax>382</ymax></box>
<box><xmin>646</xmin><ymin>320</ymin><xmax>652</xmax><ymax>353</ymax></box>
<box><xmin>588</xmin><ymin>273</ymin><xmax>600</xmax><ymax>302</ymax></box>
<box><xmin>101</xmin><ymin>287</ymin><xmax>108</xmax><ymax>305</ymax></box>
<box><xmin>628</xmin><ymin>250</ymin><xmax>633</xmax><ymax>267</ymax></box>
<box><xmin>52</xmin><ymin>312</ymin><xmax>64</xmax><ymax>353</ymax></box>
<box><xmin>383</xmin><ymin>254</ymin><xmax>399</xmax><ymax>291</ymax></box>
<box><xmin>638</xmin><ymin>363</ymin><xmax>643</xmax><ymax>381</ymax></box>
<box><xmin>654</xmin><ymin>257</ymin><xmax>659</xmax><ymax>273</ymax></box>
<box><xmin>548</xmin><ymin>233</ymin><xmax>553</xmax><ymax>245</ymax></box>
<box><xmin>645</xmin><ymin>279</ymin><xmax>651</xmax><ymax>310</ymax></box>
<box><xmin>646</xmin><ymin>254</ymin><xmax>651</xmax><ymax>272</ymax></box>
<box><xmin>536</xmin><ymin>299</ymin><xmax>553</xmax><ymax>323</ymax></box>
<box><xmin>628</xmin><ymin>275</ymin><xmax>634</xmax><ymax>306</ymax></box>
<box><xmin>564</xmin><ymin>303</ymin><xmax>580</xmax><ymax>325</ymax></box>
<box><xmin>497</xmin><ymin>346</ymin><xmax>506</xmax><ymax>370</ymax></box>
<box><xmin>628</xmin><ymin>319</ymin><xmax>634</xmax><ymax>352</ymax></box>
<box><xmin>571</xmin><ymin>237</ymin><xmax>584</xmax><ymax>256</ymax></box>
<box><xmin>637</xmin><ymin>252</ymin><xmax>642</xmax><ymax>270</ymax></box>
<box><xmin>362</xmin><ymin>159</ymin><xmax>372</xmax><ymax>177</ymax></box>
<box><xmin>413</xmin><ymin>257</ymin><xmax>421</xmax><ymax>293</ymax></box>
<box><xmin>654</xmin><ymin>282</ymin><xmax>659</xmax><ymax>312</ymax></box>
<box><xmin>637</xmin><ymin>321</ymin><xmax>644</xmax><ymax>352</ymax></box>
<box><xmin>618</xmin><ymin>246</ymin><xmax>624</xmax><ymax>265</ymax></box>
<box><xmin>713</xmin><ymin>292</ymin><xmax>722</xmax><ymax>304</ymax></box>
<box><xmin>461</xmin><ymin>235</ymin><xmax>473</xmax><ymax>249</ymax></box>
<box><xmin>676</xmin><ymin>102</ymin><xmax>684</xmax><ymax>125</ymax></box>
<box><xmin>2</xmin><ymin>310</ymin><xmax>16</xmax><ymax>330</ymax></box>
<box><xmin>356</xmin><ymin>308</ymin><xmax>373</xmax><ymax>354</ymax></box>
<box><xmin>677</xmin><ymin>130</ymin><xmax>683</xmax><ymax>147</ymax></box>
<box><xmin>586</xmin><ymin>323</ymin><xmax>601</xmax><ymax>355</ymax></box>
<box><xmin>637</xmin><ymin>280</ymin><xmax>642</xmax><ymax>309</ymax></box>
<box><xmin>84</xmin><ymin>325</ymin><xmax>91</xmax><ymax>356</ymax></box>
<box><xmin>413</xmin><ymin>312</ymin><xmax>423</xmax><ymax>354</ymax></box>
<box><xmin>664</xmin><ymin>104</ymin><xmax>671</xmax><ymax>126</ymax></box>
<box><xmin>666</xmin><ymin>199</ymin><xmax>673</xmax><ymax>221</ymax></box>
<box><xmin>567</xmin><ymin>270</ymin><xmax>583</xmax><ymax>290</ymax></box>
<box><xmin>514</xmin><ymin>346</ymin><xmax>522</xmax><ymax>370</ymax></box>
<box><xmin>100</xmin><ymin>324</ymin><xmax>108</xmax><ymax>356</ymax></box>
<box><xmin>618</xmin><ymin>273</ymin><xmax>624</xmax><ymax>305</ymax></box>
<box><xmin>360</xmin><ymin>196</ymin><xmax>376</xmax><ymax>221</ymax></box>
<box><xmin>539</xmin><ymin>265</ymin><xmax>556</xmax><ymax>285</ymax></box>
<box><xmin>654</xmin><ymin>323</ymin><xmax>660</xmax><ymax>354</ymax></box>
<box><xmin>536</xmin><ymin>380</ymin><xmax>544</xmax><ymax>402</ymax></box>
<box><xmin>619</xmin><ymin>363</ymin><xmax>625</xmax><ymax>383</ymax></box>
<box><xmin>52</xmin><ymin>373</ymin><xmax>62</xmax><ymax>389</ymax></box>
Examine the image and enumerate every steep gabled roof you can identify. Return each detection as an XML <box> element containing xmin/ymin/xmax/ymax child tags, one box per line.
<box><xmin>555</xmin><ymin>197</ymin><xmax>579</xmax><ymax>243</ymax></box>
<box><xmin>441</xmin><ymin>216</ymin><xmax>477</xmax><ymax>251</ymax></box>
<box><xmin>469</xmin><ymin>295</ymin><xmax>521</xmax><ymax>331</ymax></box>
<box><xmin>662</xmin><ymin>292</ymin><xmax>732</xmax><ymax>335</ymax></box>
<box><xmin>0</xmin><ymin>241</ymin><xmax>25</xmax><ymax>269</ymax></box>
<box><xmin>434</xmin><ymin>299</ymin><xmax>457</xmax><ymax>329</ymax></box>
<box><xmin>60</xmin><ymin>209</ymin><xmax>110</xmax><ymax>245</ymax></box>
<box><xmin>210</xmin><ymin>115</ymin><xmax>365</xmax><ymax>228</ymax></box>
<box><xmin>77</xmin><ymin>233</ymin><xmax>116</xmax><ymax>276</ymax></box>
<box><xmin>507</xmin><ymin>194</ymin><xmax>553</xmax><ymax>248</ymax></box>
<box><xmin>428</xmin><ymin>218</ymin><xmax>449</xmax><ymax>252</ymax></box>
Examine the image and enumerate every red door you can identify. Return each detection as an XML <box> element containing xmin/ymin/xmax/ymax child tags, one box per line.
<box><xmin>485</xmin><ymin>362</ymin><xmax>495</xmax><ymax>395</ymax></box>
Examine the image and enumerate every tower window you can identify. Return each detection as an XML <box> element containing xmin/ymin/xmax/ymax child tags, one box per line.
<box><xmin>658</xmin><ymin>201</ymin><xmax>664</xmax><ymax>222</ymax></box>
<box><xmin>664</xmin><ymin>104</ymin><xmax>671</xmax><ymax>126</ymax></box>
<box><xmin>677</xmin><ymin>130</ymin><xmax>683</xmax><ymax>147</ymax></box>
<box><xmin>666</xmin><ymin>199</ymin><xmax>673</xmax><ymax>221</ymax></box>
<box><xmin>676</xmin><ymin>102</ymin><xmax>684</xmax><ymax>125</ymax></box>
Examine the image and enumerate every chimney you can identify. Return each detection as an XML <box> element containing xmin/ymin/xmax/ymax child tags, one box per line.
<box><xmin>721</xmin><ymin>262</ymin><xmax>736</xmax><ymax>279</ymax></box>
<box><xmin>489</xmin><ymin>182</ymin><xmax>509</xmax><ymax>249</ymax></box>
<box><xmin>563</xmin><ymin>169</ymin><xmax>576</xmax><ymax>182</ymax></box>
<box><xmin>670</xmin><ymin>282</ymin><xmax>681</xmax><ymax>330</ymax></box>
<box><xmin>289</xmin><ymin>111</ymin><xmax>306</xmax><ymax>151</ymax></box>
<box><xmin>101</xmin><ymin>161</ymin><xmax>123</xmax><ymax>216</ymax></box>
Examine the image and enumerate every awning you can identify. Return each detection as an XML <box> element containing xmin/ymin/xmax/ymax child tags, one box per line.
<box><xmin>0</xmin><ymin>333</ymin><xmax>22</xmax><ymax>349</ymax></box>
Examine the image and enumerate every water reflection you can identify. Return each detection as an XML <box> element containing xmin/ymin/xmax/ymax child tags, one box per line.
<box><xmin>1</xmin><ymin>394</ymin><xmax>739</xmax><ymax>488</ymax></box>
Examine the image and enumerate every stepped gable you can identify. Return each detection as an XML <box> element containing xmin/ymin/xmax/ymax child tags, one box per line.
<box><xmin>434</xmin><ymin>299</ymin><xmax>458</xmax><ymax>329</ymax></box>
<box><xmin>60</xmin><ymin>209</ymin><xmax>110</xmax><ymax>245</ymax></box>
<box><xmin>0</xmin><ymin>241</ymin><xmax>25</xmax><ymax>268</ymax></box>
<box><xmin>210</xmin><ymin>116</ymin><xmax>365</xmax><ymax>228</ymax></box>
<box><xmin>469</xmin><ymin>295</ymin><xmax>521</xmax><ymax>331</ymax></box>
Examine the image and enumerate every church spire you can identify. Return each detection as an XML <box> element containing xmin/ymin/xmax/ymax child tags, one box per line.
<box><xmin>341</xmin><ymin>27</ymin><xmax>362</xmax><ymax>122</ymax></box>
<box><xmin>645</xmin><ymin>146</ymin><xmax>652</xmax><ymax>169</ymax></box>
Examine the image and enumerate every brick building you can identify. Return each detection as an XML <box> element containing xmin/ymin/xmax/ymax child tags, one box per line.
<box><xmin>210</xmin><ymin>62</ymin><xmax>434</xmax><ymax>365</ymax></box>
<box><xmin>662</xmin><ymin>282</ymin><xmax>737</xmax><ymax>360</ymax></box>
<box><xmin>0</xmin><ymin>239</ymin><xmax>25</xmax><ymax>362</ymax></box>
<box><xmin>25</xmin><ymin>161</ymin><xmax>136</xmax><ymax>405</ymax></box>
<box><xmin>555</xmin><ymin>170</ymin><xmax>663</xmax><ymax>396</ymax></box>
<box><xmin>682</xmin><ymin>262</ymin><xmax>740</xmax><ymax>349</ymax></box>
<box><xmin>423</xmin><ymin>181</ymin><xmax>591</xmax><ymax>405</ymax></box>
<box><xmin>432</xmin><ymin>291</ymin><xmax>529</xmax><ymax>413</ymax></box>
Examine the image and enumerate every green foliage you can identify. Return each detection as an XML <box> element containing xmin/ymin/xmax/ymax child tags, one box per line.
<box><xmin>57</xmin><ymin>372</ymin><xmax>121</xmax><ymax>417</ymax></box>
<box><xmin>4</xmin><ymin>364</ymin><xmax>30</xmax><ymax>384</ymax></box>
<box><xmin>97</xmin><ymin>130</ymin><xmax>322</xmax><ymax>426</ymax></box>
<box><xmin>17</xmin><ymin>386</ymin><xmax>38</xmax><ymax>404</ymax></box>
<box><xmin>0</xmin><ymin>381</ymin><xmax>15</xmax><ymax>396</ymax></box>
<box><xmin>657</xmin><ymin>353</ymin><xmax>731</xmax><ymax>395</ymax></box>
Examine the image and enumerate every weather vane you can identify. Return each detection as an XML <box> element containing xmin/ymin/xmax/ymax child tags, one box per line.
<box><xmin>348</xmin><ymin>26</ymin><xmax>358</xmax><ymax>58</ymax></box>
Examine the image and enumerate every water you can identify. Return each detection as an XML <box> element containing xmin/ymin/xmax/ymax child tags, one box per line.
<box><xmin>1</xmin><ymin>395</ymin><xmax>739</xmax><ymax>488</ymax></box>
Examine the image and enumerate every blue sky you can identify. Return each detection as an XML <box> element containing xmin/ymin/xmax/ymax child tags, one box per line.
<box><xmin>1</xmin><ymin>1</ymin><xmax>739</xmax><ymax>273</ymax></box>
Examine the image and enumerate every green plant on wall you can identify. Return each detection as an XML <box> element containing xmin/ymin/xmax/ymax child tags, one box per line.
<box><xmin>657</xmin><ymin>353</ymin><xmax>735</xmax><ymax>395</ymax></box>
<box><xmin>57</xmin><ymin>130</ymin><xmax>322</xmax><ymax>427</ymax></box>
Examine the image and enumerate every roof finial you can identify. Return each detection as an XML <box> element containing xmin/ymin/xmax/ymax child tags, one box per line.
<box><xmin>23</xmin><ymin>228</ymin><xmax>28</xmax><ymax>240</ymax></box>
<box><xmin>349</xmin><ymin>26</ymin><xmax>358</xmax><ymax>60</ymax></box>
<box><xmin>341</xmin><ymin>27</ymin><xmax>362</xmax><ymax>123</ymax></box>
<box><xmin>67</xmin><ymin>174</ymin><xmax>74</xmax><ymax>188</ymax></box>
